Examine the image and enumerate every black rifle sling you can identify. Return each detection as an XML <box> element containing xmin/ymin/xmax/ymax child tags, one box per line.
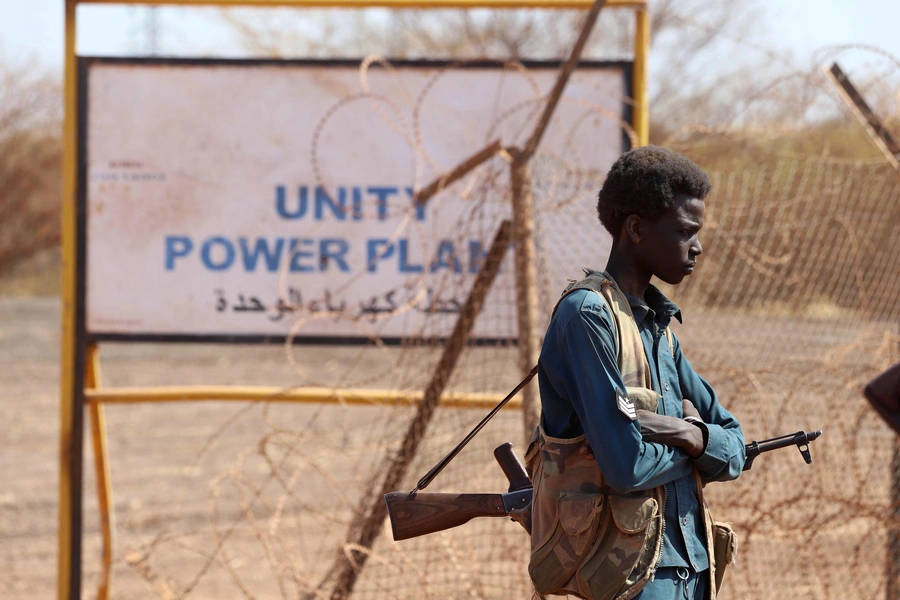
<box><xmin>410</xmin><ymin>364</ymin><xmax>539</xmax><ymax>494</ymax></box>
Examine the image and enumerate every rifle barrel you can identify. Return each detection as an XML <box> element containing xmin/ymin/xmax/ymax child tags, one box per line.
<box><xmin>743</xmin><ymin>429</ymin><xmax>822</xmax><ymax>470</ymax></box>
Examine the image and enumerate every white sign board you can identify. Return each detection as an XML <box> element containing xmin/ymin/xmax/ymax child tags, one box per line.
<box><xmin>82</xmin><ymin>59</ymin><xmax>625</xmax><ymax>342</ymax></box>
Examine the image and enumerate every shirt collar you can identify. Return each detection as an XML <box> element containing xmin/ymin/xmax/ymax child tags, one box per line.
<box><xmin>625</xmin><ymin>284</ymin><xmax>683</xmax><ymax>325</ymax></box>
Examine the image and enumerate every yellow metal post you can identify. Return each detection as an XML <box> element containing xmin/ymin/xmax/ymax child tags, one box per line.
<box><xmin>77</xmin><ymin>0</ymin><xmax>646</xmax><ymax>7</ymax></box>
<box><xmin>61</xmin><ymin>2</ymin><xmax>648</xmax><ymax>597</ymax></box>
<box><xmin>85</xmin><ymin>345</ymin><xmax>114</xmax><ymax>600</ymax></box>
<box><xmin>59</xmin><ymin>0</ymin><xmax>82</xmax><ymax>599</ymax></box>
<box><xmin>633</xmin><ymin>8</ymin><xmax>650</xmax><ymax>146</ymax></box>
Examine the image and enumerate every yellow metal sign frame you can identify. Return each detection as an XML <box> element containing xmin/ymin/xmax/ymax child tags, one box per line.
<box><xmin>59</xmin><ymin>1</ymin><xmax>650</xmax><ymax>599</ymax></box>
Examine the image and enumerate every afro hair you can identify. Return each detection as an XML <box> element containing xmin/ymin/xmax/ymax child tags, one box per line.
<box><xmin>596</xmin><ymin>145</ymin><xmax>711</xmax><ymax>236</ymax></box>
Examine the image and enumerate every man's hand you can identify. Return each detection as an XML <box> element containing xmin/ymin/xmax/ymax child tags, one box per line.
<box><xmin>636</xmin><ymin>409</ymin><xmax>705</xmax><ymax>458</ymax></box>
<box><xmin>682</xmin><ymin>399</ymin><xmax>701</xmax><ymax>421</ymax></box>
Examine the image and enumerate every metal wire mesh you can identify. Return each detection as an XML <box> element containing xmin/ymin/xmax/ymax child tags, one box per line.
<box><xmin>81</xmin><ymin>55</ymin><xmax>900</xmax><ymax>599</ymax></box>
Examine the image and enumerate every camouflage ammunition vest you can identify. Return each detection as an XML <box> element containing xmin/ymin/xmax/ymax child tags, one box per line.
<box><xmin>526</xmin><ymin>270</ymin><xmax>722</xmax><ymax>600</ymax></box>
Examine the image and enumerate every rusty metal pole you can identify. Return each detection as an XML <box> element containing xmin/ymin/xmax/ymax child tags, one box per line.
<box><xmin>508</xmin><ymin>0</ymin><xmax>608</xmax><ymax>441</ymax></box>
<box><xmin>510</xmin><ymin>155</ymin><xmax>542</xmax><ymax>439</ymax></box>
<box><xmin>326</xmin><ymin>221</ymin><xmax>514</xmax><ymax>600</ymax></box>
<box><xmin>324</xmin><ymin>2</ymin><xmax>610</xmax><ymax>595</ymax></box>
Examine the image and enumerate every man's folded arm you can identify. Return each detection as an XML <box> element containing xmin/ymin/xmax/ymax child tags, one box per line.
<box><xmin>563</xmin><ymin>306</ymin><xmax>694</xmax><ymax>493</ymax></box>
<box><xmin>671</xmin><ymin>334</ymin><xmax>745</xmax><ymax>481</ymax></box>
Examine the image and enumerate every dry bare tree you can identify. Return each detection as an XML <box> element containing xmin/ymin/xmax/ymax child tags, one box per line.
<box><xmin>215</xmin><ymin>0</ymin><xmax>766</xmax><ymax>132</ymax></box>
<box><xmin>0</xmin><ymin>54</ymin><xmax>62</xmax><ymax>279</ymax></box>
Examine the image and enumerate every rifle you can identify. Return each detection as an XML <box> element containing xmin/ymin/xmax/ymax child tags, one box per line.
<box><xmin>385</xmin><ymin>442</ymin><xmax>532</xmax><ymax>541</ymax></box>
<box><xmin>385</xmin><ymin>430</ymin><xmax>822</xmax><ymax>542</ymax></box>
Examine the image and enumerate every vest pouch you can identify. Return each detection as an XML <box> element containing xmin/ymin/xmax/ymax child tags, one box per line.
<box><xmin>623</xmin><ymin>387</ymin><xmax>660</xmax><ymax>412</ymax></box>
<box><xmin>576</xmin><ymin>494</ymin><xmax>659</xmax><ymax>600</ymax></box>
<box><xmin>528</xmin><ymin>492</ymin><xmax>607</xmax><ymax>594</ymax></box>
<box><xmin>713</xmin><ymin>521</ymin><xmax>738</xmax><ymax>593</ymax></box>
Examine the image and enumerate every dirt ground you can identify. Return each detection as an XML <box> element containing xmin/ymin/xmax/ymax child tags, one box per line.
<box><xmin>2</xmin><ymin>296</ymin><xmax>63</xmax><ymax>598</ymax></box>
<box><xmin>2</xmin><ymin>296</ymin><xmax>897</xmax><ymax>600</ymax></box>
<box><xmin>0</xmin><ymin>296</ymin><xmax>525</xmax><ymax>600</ymax></box>
<box><xmin>0</xmin><ymin>296</ymin><xmax>437</xmax><ymax>599</ymax></box>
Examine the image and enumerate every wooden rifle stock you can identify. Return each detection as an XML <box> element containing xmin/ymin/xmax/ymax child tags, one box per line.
<box><xmin>384</xmin><ymin>491</ymin><xmax>512</xmax><ymax>541</ymax></box>
<box><xmin>385</xmin><ymin>442</ymin><xmax>533</xmax><ymax>541</ymax></box>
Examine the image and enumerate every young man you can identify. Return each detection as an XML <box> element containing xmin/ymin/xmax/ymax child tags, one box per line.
<box><xmin>535</xmin><ymin>146</ymin><xmax>745</xmax><ymax>600</ymax></box>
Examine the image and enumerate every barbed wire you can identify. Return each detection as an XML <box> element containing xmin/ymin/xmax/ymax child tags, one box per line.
<box><xmin>100</xmin><ymin>44</ymin><xmax>900</xmax><ymax>600</ymax></box>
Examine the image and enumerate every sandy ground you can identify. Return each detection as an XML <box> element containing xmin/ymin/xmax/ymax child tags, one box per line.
<box><xmin>2</xmin><ymin>297</ymin><xmax>67</xmax><ymax>598</ymax></box>
<box><xmin>2</xmin><ymin>296</ymin><xmax>897</xmax><ymax>600</ymax></box>
<box><xmin>0</xmin><ymin>296</ymin><xmax>379</xmax><ymax>598</ymax></box>
<box><xmin>0</xmin><ymin>296</ymin><xmax>525</xmax><ymax>600</ymax></box>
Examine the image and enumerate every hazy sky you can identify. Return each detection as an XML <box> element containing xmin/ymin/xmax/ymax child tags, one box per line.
<box><xmin>1</xmin><ymin>1</ymin><xmax>899</xmax><ymax>74</ymax></box>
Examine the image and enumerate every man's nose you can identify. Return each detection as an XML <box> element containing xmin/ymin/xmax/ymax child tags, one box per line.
<box><xmin>691</xmin><ymin>237</ymin><xmax>702</xmax><ymax>256</ymax></box>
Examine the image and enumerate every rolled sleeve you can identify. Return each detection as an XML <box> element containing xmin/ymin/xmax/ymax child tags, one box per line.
<box><xmin>693</xmin><ymin>423</ymin><xmax>743</xmax><ymax>477</ymax></box>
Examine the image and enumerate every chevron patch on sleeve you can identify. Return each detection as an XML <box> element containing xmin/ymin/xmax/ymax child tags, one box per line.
<box><xmin>616</xmin><ymin>389</ymin><xmax>637</xmax><ymax>420</ymax></box>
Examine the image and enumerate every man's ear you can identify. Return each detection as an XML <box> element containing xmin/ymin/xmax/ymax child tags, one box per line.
<box><xmin>624</xmin><ymin>214</ymin><xmax>643</xmax><ymax>244</ymax></box>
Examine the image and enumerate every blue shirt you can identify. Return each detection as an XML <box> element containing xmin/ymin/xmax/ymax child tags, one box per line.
<box><xmin>538</xmin><ymin>283</ymin><xmax>745</xmax><ymax>570</ymax></box>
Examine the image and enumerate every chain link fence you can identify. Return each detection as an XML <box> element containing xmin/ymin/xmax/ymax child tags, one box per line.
<box><xmin>79</xmin><ymin>51</ymin><xmax>900</xmax><ymax>599</ymax></box>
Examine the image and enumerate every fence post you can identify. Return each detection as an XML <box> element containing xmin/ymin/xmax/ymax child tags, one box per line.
<box><xmin>510</xmin><ymin>157</ymin><xmax>542</xmax><ymax>439</ymax></box>
<box><xmin>326</xmin><ymin>221</ymin><xmax>514</xmax><ymax>600</ymax></box>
